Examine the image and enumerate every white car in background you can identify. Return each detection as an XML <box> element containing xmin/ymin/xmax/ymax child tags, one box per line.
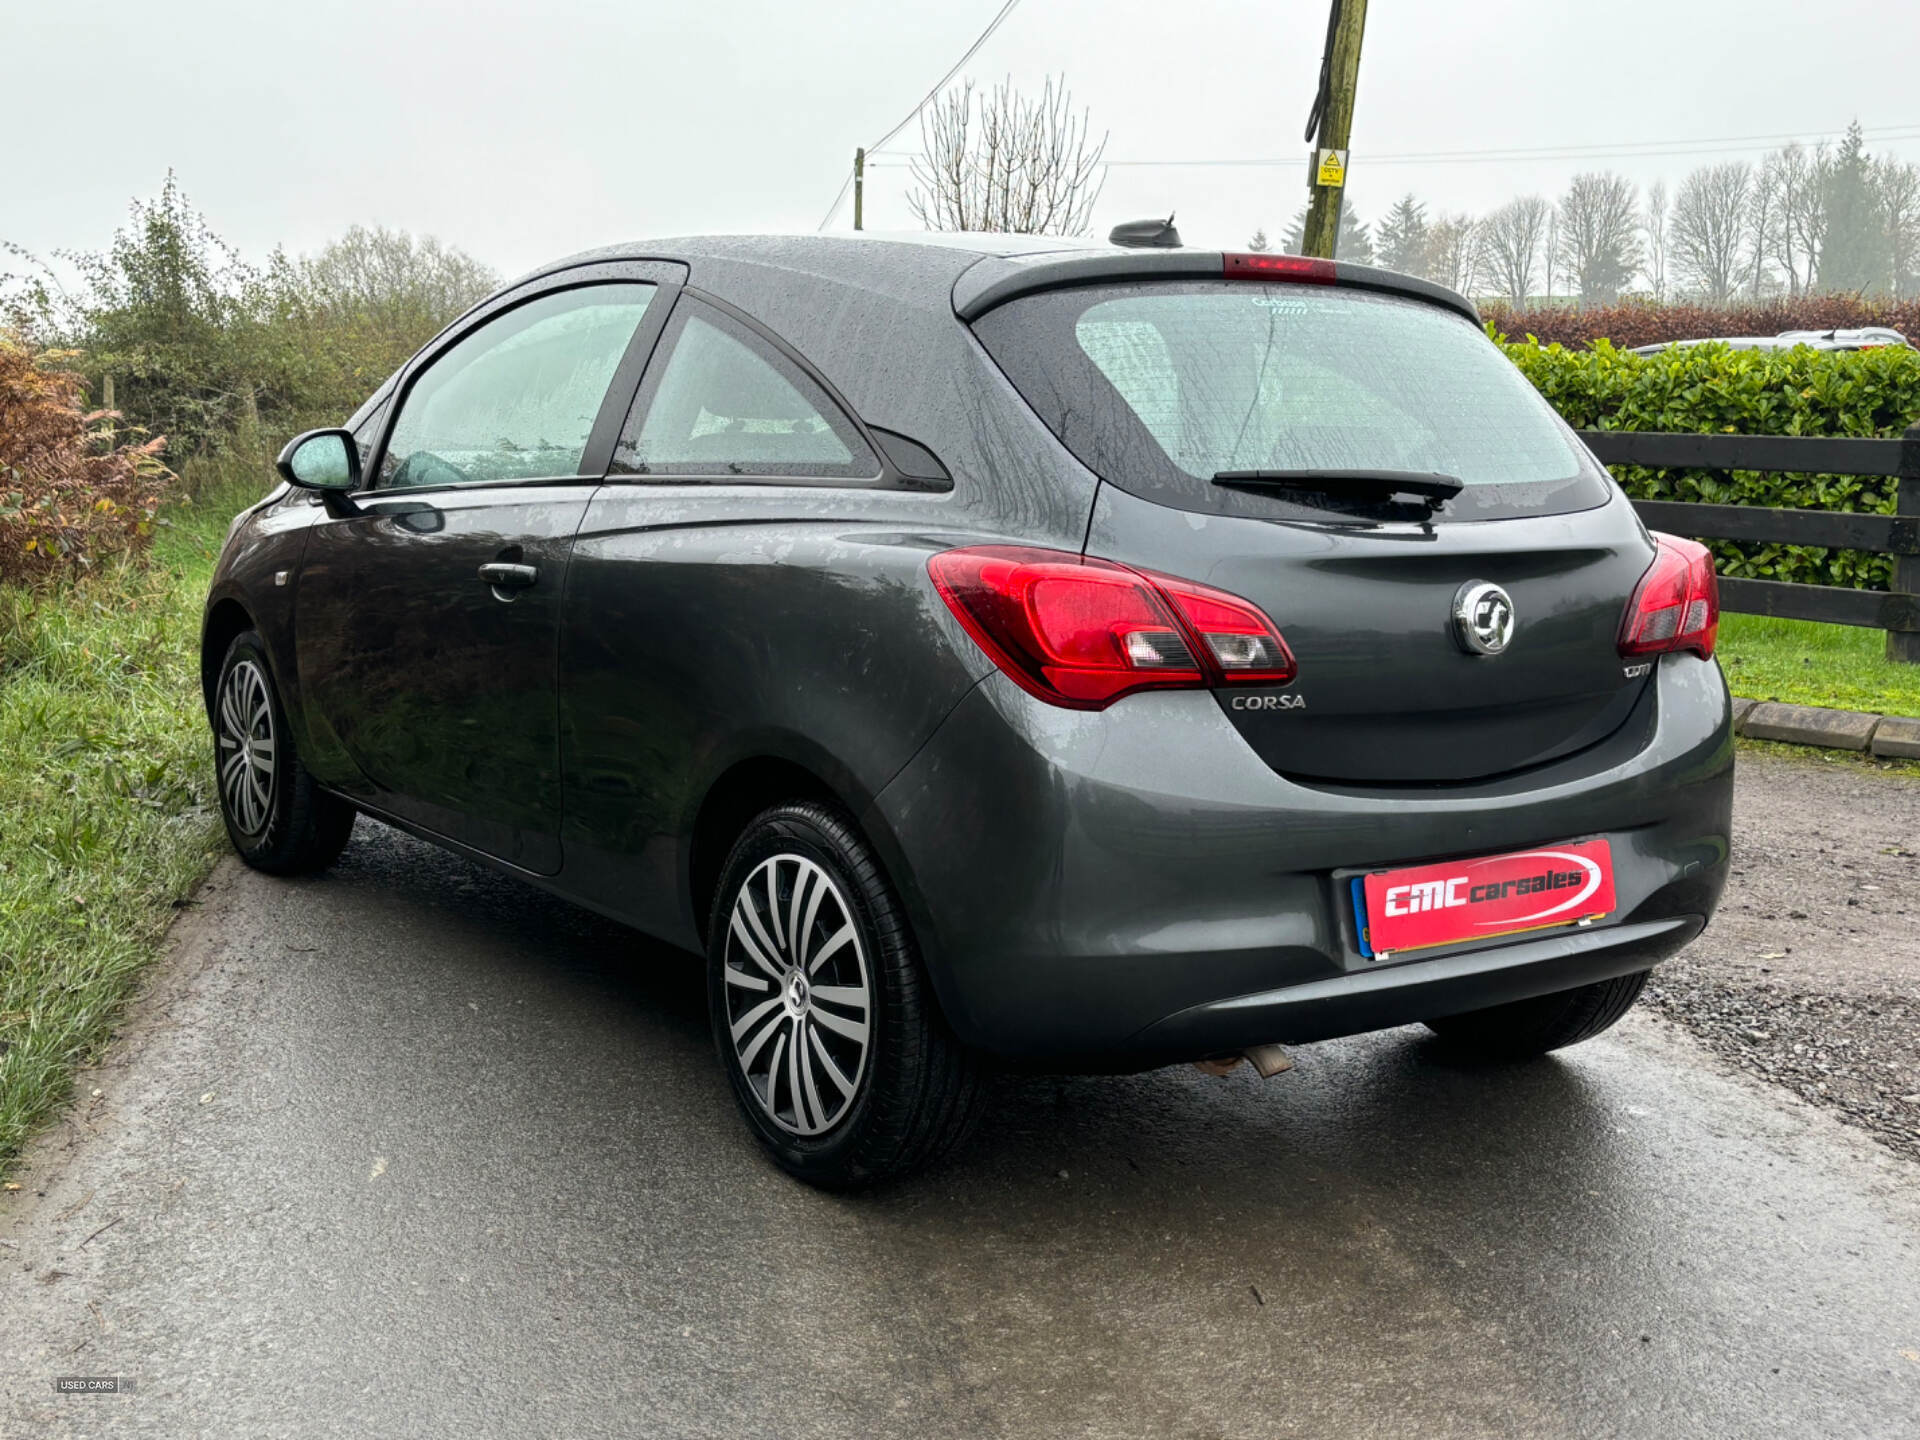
<box><xmin>1631</xmin><ymin>326</ymin><xmax>1910</xmax><ymax>355</ymax></box>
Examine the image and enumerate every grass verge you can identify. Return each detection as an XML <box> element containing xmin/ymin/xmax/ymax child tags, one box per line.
<box><xmin>0</xmin><ymin>456</ymin><xmax>270</xmax><ymax>1176</ymax></box>
<box><xmin>1717</xmin><ymin>613</ymin><xmax>1920</xmax><ymax>717</ymax></box>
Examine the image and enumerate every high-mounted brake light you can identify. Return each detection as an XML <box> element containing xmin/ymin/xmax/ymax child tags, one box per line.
<box><xmin>1619</xmin><ymin>533</ymin><xmax>1719</xmax><ymax>661</ymax></box>
<box><xmin>929</xmin><ymin>546</ymin><xmax>1295</xmax><ymax>710</ymax></box>
<box><xmin>1223</xmin><ymin>253</ymin><xmax>1336</xmax><ymax>284</ymax></box>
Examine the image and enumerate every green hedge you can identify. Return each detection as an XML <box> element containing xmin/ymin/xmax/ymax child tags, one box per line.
<box><xmin>1499</xmin><ymin>336</ymin><xmax>1920</xmax><ymax>591</ymax></box>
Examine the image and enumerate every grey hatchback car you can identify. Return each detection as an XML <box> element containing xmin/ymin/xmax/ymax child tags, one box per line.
<box><xmin>203</xmin><ymin>234</ymin><xmax>1733</xmax><ymax>1186</ymax></box>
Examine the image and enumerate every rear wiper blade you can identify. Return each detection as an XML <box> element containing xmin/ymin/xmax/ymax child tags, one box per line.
<box><xmin>1211</xmin><ymin>469</ymin><xmax>1466</xmax><ymax>504</ymax></box>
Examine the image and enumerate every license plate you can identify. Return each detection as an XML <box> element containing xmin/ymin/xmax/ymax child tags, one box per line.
<box><xmin>1354</xmin><ymin>838</ymin><xmax>1616</xmax><ymax>959</ymax></box>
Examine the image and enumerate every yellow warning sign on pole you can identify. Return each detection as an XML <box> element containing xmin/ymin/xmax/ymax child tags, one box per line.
<box><xmin>1315</xmin><ymin>148</ymin><xmax>1348</xmax><ymax>188</ymax></box>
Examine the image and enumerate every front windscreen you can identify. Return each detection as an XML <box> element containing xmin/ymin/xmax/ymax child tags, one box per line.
<box><xmin>973</xmin><ymin>280</ymin><xmax>1609</xmax><ymax>522</ymax></box>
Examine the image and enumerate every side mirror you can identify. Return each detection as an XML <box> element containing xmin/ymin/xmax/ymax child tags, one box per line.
<box><xmin>276</xmin><ymin>428</ymin><xmax>362</xmax><ymax>492</ymax></box>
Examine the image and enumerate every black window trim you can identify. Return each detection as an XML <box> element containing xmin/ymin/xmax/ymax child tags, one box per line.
<box><xmin>356</xmin><ymin>259</ymin><xmax>687</xmax><ymax>500</ymax></box>
<box><xmin>605</xmin><ymin>286</ymin><xmax>950</xmax><ymax>494</ymax></box>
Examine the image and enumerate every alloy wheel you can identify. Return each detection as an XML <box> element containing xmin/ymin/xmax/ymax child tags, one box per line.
<box><xmin>722</xmin><ymin>854</ymin><xmax>872</xmax><ymax>1137</ymax></box>
<box><xmin>217</xmin><ymin>658</ymin><xmax>277</xmax><ymax>839</ymax></box>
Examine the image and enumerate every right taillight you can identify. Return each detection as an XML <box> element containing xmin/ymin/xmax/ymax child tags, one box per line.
<box><xmin>1619</xmin><ymin>533</ymin><xmax>1719</xmax><ymax>661</ymax></box>
<box><xmin>928</xmin><ymin>545</ymin><xmax>1295</xmax><ymax>710</ymax></box>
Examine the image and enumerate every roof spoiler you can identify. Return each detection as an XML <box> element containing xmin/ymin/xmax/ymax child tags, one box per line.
<box><xmin>952</xmin><ymin>250</ymin><xmax>1480</xmax><ymax>326</ymax></box>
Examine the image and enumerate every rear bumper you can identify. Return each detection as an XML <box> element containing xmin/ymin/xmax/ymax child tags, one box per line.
<box><xmin>1132</xmin><ymin>914</ymin><xmax>1702</xmax><ymax>1059</ymax></box>
<box><xmin>866</xmin><ymin>653</ymin><xmax>1733</xmax><ymax>1068</ymax></box>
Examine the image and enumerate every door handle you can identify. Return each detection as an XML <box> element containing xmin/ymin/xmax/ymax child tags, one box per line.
<box><xmin>478</xmin><ymin>562</ymin><xmax>539</xmax><ymax>590</ymax></box>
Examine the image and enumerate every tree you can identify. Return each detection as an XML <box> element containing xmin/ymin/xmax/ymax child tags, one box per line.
<box><xmin>2</xmin><ymin>174</ymin><xmax>498</xmax><ymax>451</ymax></box>
<box><xmin>1641</xmin><ymin>180</ymin><xmax>1669</xmax><ymax>300</ymax></box>
<box><xmin>1374</xmin><ymin>194</ymin><xmax>1431</xmax><ymax>276</ymax></box>
<box><xmin>1763</xmin><ymin>143</ymin><xmax>1827</xmax><ymax>296</ymax></box>
<box><xmin>1425</xmin><ymin>213</ymin><xmax>1483</xmax><ymax>295</ymax></box>
<box><xmin>285</xmin><ymin>226</ymin><xmax>498</xmax><ymax>407</ymax></box>
<box><xmin>1817</xmin><ymin>122</ymin><xmax>1884</xmax><ymax>294</ymax></box>
<box><xmin>1481</xmin><ymin>196</ymin><xmax>1550</xmax><ymax>307</ymax></box>
<box><xmin>1284</xmin><ymin>201</ymin><xmax>1373</xmax><ymax>263</ymax></box>
<box><xmin>908</xmin><ymin>76</ymin><xmax>1107</xmax><ymax>235</ymax></box>
<box><xmin>1555</xmin><ymin>171</ymin><xmax>1640</xmax><ymax>306</ymax></box>
<box><xmin>1876</xmin><ymin>158</ymin><xmax>1920</xmax><ymax>298</ymax></box>
<box><xmin>1671</xmin><ymin>162</ymin><xmax>1751</xmax><ymax>304</ymax></box>
<box><xmin>1743</xmin><ymin>166</ymin><xmax>1776</xmax><ymax>300</ymax></box>
<box><xmin>299</xmin><ymin>226</ymin><xmax>496</xmax><ymax>338</ymax></box>
<box><xmin>1247</xmin><ymin>227</ymin><xmax>1271</xmax><ymax>253</ymax></box>
<box><xmin>8</xmin><ymin>172</ymin><xmax>262</xmax><ymax>452</ymax></box>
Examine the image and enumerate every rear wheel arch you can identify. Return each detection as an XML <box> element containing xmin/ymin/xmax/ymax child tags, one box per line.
<box><xmin>685</xmin><ymin>751</ymin><xmax>966</xmax><ymax>1040</ymax></box>
<box><xmin>688</xmin><ymin>757</ymin><xmax>850</xmax><ymax>946</ymax></box>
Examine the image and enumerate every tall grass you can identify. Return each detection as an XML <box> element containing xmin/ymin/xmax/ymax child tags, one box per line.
<box><xmin>0</xmin><ymin>464</ymin><xmax>266</xmax><ymax>1171</ymax></box>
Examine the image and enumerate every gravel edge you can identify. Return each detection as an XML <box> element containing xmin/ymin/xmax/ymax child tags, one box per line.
<box><xmin>1645</xmin><ymin>961</ymin><xmax>1920</xmax><ymax>1163</ymax></box>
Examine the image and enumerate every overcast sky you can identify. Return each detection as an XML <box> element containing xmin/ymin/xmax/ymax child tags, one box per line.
<box><xmin>7</xmin><ymin>0</ymin><xmax>1920</xmax><ymax>278</ymax></box>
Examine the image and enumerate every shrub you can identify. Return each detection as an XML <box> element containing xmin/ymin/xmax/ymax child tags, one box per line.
<box><xmin>0</xmin><ymin>338</ymin><xmax>171</xmax><ymax>584</ymax></box>
<box><xmin>1484</xmin><ymin>293</ymin><xmax>1920</xmax><ymax>351</ymax></box>
<box><xmin>4</xmin><ymin>175</ymin><xmax>496</xmax><ymax>460</ymax></box>
<box><xmin>1502</xmin><ymin>335</ymin><xmax>1920</xmax><ymax>590</ymax></box>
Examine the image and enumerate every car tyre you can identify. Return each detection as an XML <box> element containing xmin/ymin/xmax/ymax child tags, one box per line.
<box><xmin>212</xmin><ymin>631</ymin><xmax>355</xmax><ymax>874</ymax></box>
<box><xmin>1424</xmin><ymin>969</ymin><xmax>1650</xmax><ymax>1059</ymax></box>
<box><xmin>708</xmin><ymin>801</ymin><xmax>980</xmax><ymax>1189</ymax></box>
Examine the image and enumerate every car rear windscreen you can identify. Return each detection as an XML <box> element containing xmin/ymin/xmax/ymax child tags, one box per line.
<box><xmin>972</xmin><ymin>280</ymin><xmax>1612</xmax><ymax>522</ymax></box>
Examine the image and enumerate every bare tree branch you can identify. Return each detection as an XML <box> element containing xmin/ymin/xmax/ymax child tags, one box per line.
<box><xmin>1556</xmin><ymin>172</ymin><xmax>1640</xmax><ymax>307</ymax></box>
<box><xmin>1482</xmin><ymin>196</ymin><xmax>1550</xmax><ymax>308</ymax></box>
<box><xmin>1671</xmin><ymin>162</ymin><xmax>1752</xmax><ymax>304</ymax></box>
<box><xmin>909</xmin><ymin>76</ymin><xmax>1108</xmax><ymax>236</ymax></box>
<box><xmin>1877</xmin><ymin>157</ymin><xmax>1920</xmax><ymax>299</ymax></box>
<box><xmin>1641</xmin><ymin>180</ymin><xmax>1669</xmax><ymax>300</ymax></box>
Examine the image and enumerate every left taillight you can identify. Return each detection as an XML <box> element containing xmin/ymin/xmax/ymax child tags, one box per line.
<box><xmin>928</xmin><ymin>545</ymin><xmax>1295</xmax><ymax>710</ymax></box>
<box><xmin>1619</xmin><ymin>533</ymin><xmax>1719</xmax><ymax>661</ymax></box>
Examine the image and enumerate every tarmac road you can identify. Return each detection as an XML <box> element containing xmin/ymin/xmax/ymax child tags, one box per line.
<box><xmin>4</xmin><ymin>758</ymin><xmax>1919</xmax><ymax>1439</ymax></box>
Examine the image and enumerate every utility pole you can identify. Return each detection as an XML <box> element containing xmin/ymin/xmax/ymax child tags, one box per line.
<box><xmin>853</xmin><ymin>148</ymin><xmax>866</xmax><ymax>231</ymax></box>
<box><xmin>1301</xmin><ymin>0</ymin><xmax>1367</xmax><ymax>261</ymax></box>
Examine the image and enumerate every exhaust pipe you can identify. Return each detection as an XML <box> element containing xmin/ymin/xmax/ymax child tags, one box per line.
<box><xmin>1193</xmin><ymin>1044</ymin><xmax>1294</xmax><ymax>1079</ymax></box>
<box><xmin>1243</xmin><ymin>1043</ymin><xmax>1293</xmax><ymax>1078</ymax></box>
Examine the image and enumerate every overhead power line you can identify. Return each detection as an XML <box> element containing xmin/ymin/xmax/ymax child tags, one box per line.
<box><xmin>867</xmin><ymin>120</ymin><xmax>1920</xmax><ymax>173</ymax></box>
<box><xmin>818</xmin><ymin>0</ymin><xmax>1025</xmax><ymax>230</ymax></box>
<box><xmin>868</xmin><ymin>0</ymin><xmax>1023</xmax><ymax>153</ymax></box>
<box><xmin>1309</xmin><ymin>121</ymin><xmax>1920</xmax><ymax>165</ymax></box>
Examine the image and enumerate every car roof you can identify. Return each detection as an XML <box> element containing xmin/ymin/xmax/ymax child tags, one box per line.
<box><xmin>1633</xmin><ymin>327</ymin><xmax>1912</xmax><ymax>355</ymax></box>
<box><xmin>509</xmin><ymin>232</ymin><xmax>1480</xmax><ymax>325</ymax></box>
<box><xmin>1776</xmin><ymin>326</ymin><xmax>1909</xmax><ymax>345</ymax></box>
<box><xmin>1631</xmin><ymin>337</ymin><xmax>1781</xmax><ymax>353</ymax></box>
<box><xmin>513</xmin><ymin>232</ymin><xmax>1108</xmax><ymax>295</ymax></box>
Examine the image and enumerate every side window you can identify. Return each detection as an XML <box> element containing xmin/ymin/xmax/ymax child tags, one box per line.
<box><xmin>611</xmin><ymin>301</ymin><xmax>877</xmax><ymax>479</ymax></box>
<box><xmin>380</xmin><ymin>283</ymin><xmax>656</xmax><ymax>489</ymax></box>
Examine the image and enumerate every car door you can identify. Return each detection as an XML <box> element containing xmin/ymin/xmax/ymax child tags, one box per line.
<box><xmin>558</xmin><ymin>294</ymin><xmax>900</xmax><ymax>934</ymax></box>
<box><xmin>294</xmin><ymin>267</ymin><xmax>678</xmax><ymax>873</ymax></box>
